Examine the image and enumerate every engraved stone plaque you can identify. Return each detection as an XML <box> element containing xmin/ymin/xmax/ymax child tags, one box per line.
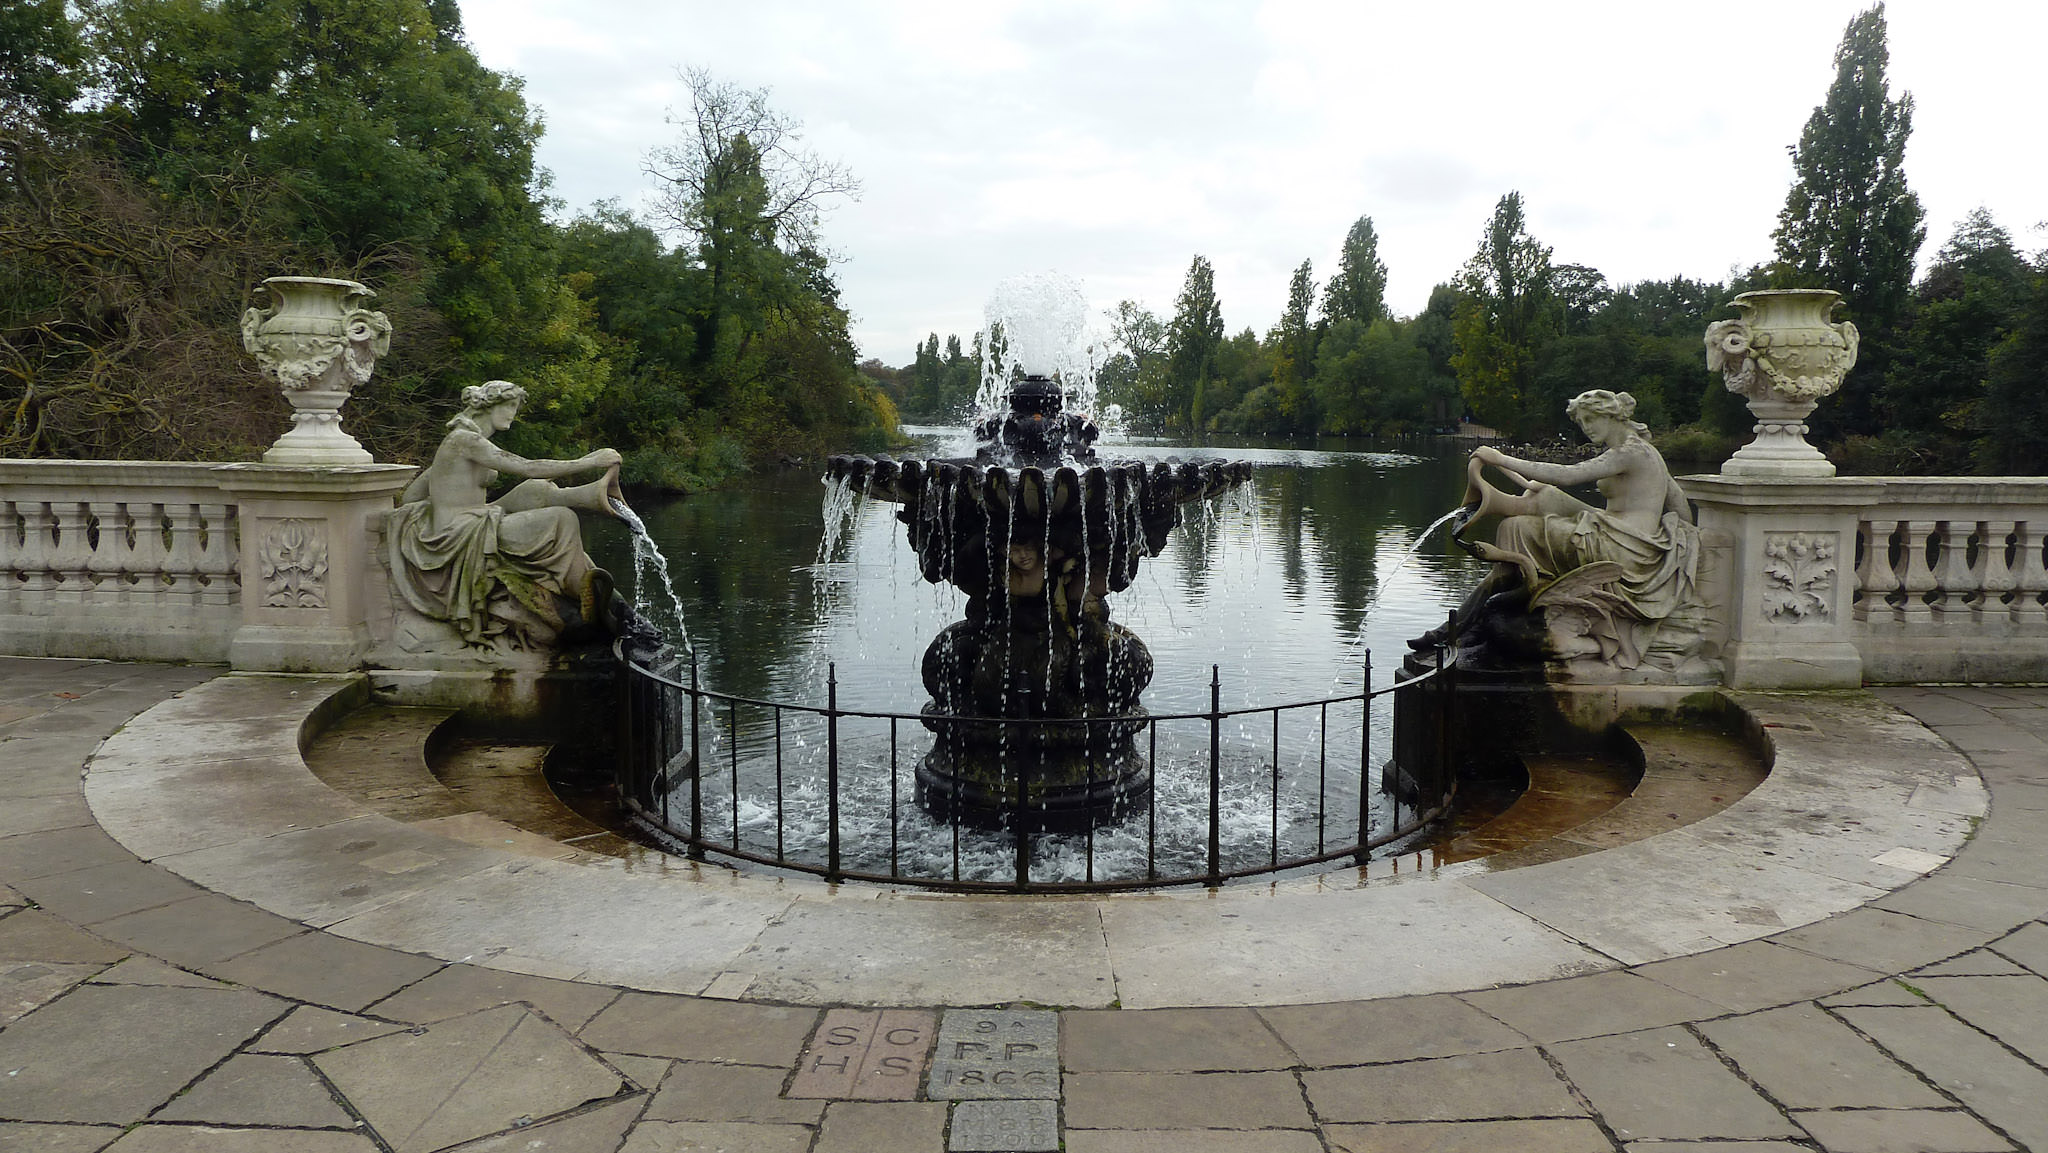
<box><xmin>928</xmin><ymin>1009</ymin><xmax>1059</xmax><ymax>1101</ymax></box>
<box><xmin>789</xmin><ymin>1008</ymin><xmax>935</xmax><ymax>1101</ymax></box>
<box><xmin>949</xmin><ymin>1099</ymin><xmax>1059</xmax><ymax>1151</ymax></box>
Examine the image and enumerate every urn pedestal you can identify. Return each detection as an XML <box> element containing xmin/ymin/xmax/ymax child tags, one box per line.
<box><xmin>241</xmin><ymin>276</ymin><xmax>391</xmax><ymax>466</ymax></box>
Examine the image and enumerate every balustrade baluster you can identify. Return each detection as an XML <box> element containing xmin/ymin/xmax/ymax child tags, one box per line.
<box><xmin>195</xmin><ymin>503</ymin><xmax>237</xmax><ymax>606</ymax></box>
<box><xmin>2013</xmin><ymin>521</ymin><xmax>2048</xmax><ymax>625</ymax></box>
<box><xmin>1858</xmin><ymin>519</ymin><xmax>1903</xmax><ymax>626</ymax></box>
<box><xmin>1979</xmin><ymin>519</ymin><xmax>2018</xmax><ymax>626</ymax></box>
<box><xmin>85</xmin><ymin>500</ymin><xmax>128</xmax><ymax>605</ymax></box>
<box><xmin>127</xmin><ymin>502</ymin><xmax>171</xmax><ymax>608</ymax></box>
<box><xmin>48</xmin><ymin>501</ymin><xmax>94</xmax><ymax>604</ymax></box>
<box><xmin>0</xmin><ymin>500</ymin><xmax>18</xmax><ymax>609</ymax></box>
<box><xmin>1931</xmin><ymin>520</ymin><xmax>1977</xmax><ymax>621</ymax></box>
<box><xmin>162</xmin><ymin>504</ymin><xmax>204</xmax><ymax>606</ymax></box>
<box><xmin>16</xmin><ymin>504</ymin><xmax>56</xmax><ymax>595</ymax></box>
<box><xmin>1899</xmin><ymin>520</ymin><xmax>1939</xmax><ymax>624</ymax></box>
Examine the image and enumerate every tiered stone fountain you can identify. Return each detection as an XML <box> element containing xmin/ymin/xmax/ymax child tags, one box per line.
<box><xmin>826</xmin><ymin>377</ymin><xmax>1250</xmax><ymax>831</ymax></box>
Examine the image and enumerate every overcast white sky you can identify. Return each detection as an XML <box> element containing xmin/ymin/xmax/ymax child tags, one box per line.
<box><xmin>461</xmin><ymin>0</ymin><xmax>2043</xmax><ymax>367</ymax></box>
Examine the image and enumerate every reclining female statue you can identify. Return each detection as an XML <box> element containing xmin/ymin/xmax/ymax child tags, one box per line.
<box><xmin>385</xmin><ymin>380</ymin><xmax>624</xmax><ymax>650</ymax></box>
<box><xmin>1433</xmin><ymin>389</ymin><xmax>1705</xmax><ymax>673</ymax></box>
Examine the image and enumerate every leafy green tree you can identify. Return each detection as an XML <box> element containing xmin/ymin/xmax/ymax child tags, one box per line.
<box><xmin>1451</xmin><ymin>192</ymin><xmax>1553</xmax><ymax>433</ymax></box>
<box><xmin>1772</xmin><ymin>3</ymin><xmax>1925</xmax><ymax>332</ymax></box>
<box><xmin>1878</xmin><ymin>210</ymin><xmax>2035</xmax><ymax>472</ymax></box>
<box><xmin>1164</xmin><ymin>256</ymin><xmax>1224</xmax><ymax>432</ymax></box>
<box><xmin>0</xmin><ymin>0</ymin><xmax>81</xmax><ymax>124</ymax></box>
<box><xmin>1323</xmin><ymin>215</ymin><xmax>1388</xmax><ymax>325</ymax></box>
<box><xmin>1310</xmin><ymin>318</ymin><xmax>1448</xmax><ymax>435</ymax></box>
<box><xmin>644</xmin><ymin>68</ymin><xmax>860</xmax><ymax>412</ymax></box>
<box><xmin>1975</xmin><ymin>257</ymin><xmax>2048</xmax><ymax>474</ymax></box>
<box><xmin>1098</xmin><ymin>300</ymin><xmax>1169</xmax><ymax>428</ymax></box>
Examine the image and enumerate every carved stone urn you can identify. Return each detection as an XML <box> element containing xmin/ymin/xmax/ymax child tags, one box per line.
<box><xmin>241</xmin><ymin>276</ymin><xmax>392</xmax><ymax>465</ymax></box>
<box><xmin>1704</xmin><ymin>288</ymin><xmax>1858</xmax><ymax>478</ymax></box>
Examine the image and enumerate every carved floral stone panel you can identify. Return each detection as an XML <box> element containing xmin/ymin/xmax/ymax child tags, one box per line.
<box><xmin>260</xmin><ymin>517</ymin><xmax>329</xmax><ymax>609</ymax></box>
<box><xmin>1762</xmin><ymin>531</ymin><xmax>1836</xmax><ymax>622</ymax></box>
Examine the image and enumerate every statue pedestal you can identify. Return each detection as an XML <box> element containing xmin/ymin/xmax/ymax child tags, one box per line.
<box><xmin>1684</xmin><ymin>475</ymin><xmax>1882</xmax><ymax>689</ymax></box>
<box><xmin>214</xmin><ymin>464</ymin><xmax>417</xmax><ymax>673</ymax></box>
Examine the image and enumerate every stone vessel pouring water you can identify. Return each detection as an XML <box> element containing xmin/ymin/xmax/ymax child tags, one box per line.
<box><xmin>826</xmin><ymin>375</ymin><xmax>1251</xmax><ymax>831</ymax></box>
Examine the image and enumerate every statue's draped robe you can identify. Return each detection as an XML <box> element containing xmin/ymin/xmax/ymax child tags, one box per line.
<box><xmin>1493</xmin><ymin>506</ymin><xmax>1701</xmax><ymax>667</ymax></box>
<box><xmin>385</xmin><ymin>502</ymin><xmax>582</xmax><ymax>645</ymax></box>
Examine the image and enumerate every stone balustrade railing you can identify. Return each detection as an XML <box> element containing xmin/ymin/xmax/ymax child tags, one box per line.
<box><xmin>1</xmin><ymin>462</ymin><xmax>244</xmax><ymax>662</ymax></box>
<box><xmin>2</xmin><ymin>459</ymin><xmax>414</xmax><ymax>670</ymax></box>
<box><xmin>1849</xmin><ymin>478</ymin><xmax>2048</xmax><ymax>682</ymax></box>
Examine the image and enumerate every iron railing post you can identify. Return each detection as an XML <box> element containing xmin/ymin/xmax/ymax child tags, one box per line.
<box><xmin>1014</xmin><ymin>685</ymin><xmax>1031</xmax><ymax>890</ymax></box>
<box><xmin>827</xmin><ymin>663</ymin><xmax>842</xmax><ymax>882</ymax></box>
<box><xmin>687</xmin><ymin>657</ymin><xmax>701</xmax><ymax>855</ymax></box>
<box><xmin>1358</xmin><ymin>651</ymin><xmax>1371</xmax><ymax>852</ymax></box>
<box><xmin>1441</xmin><ymin>614</ymin><xmax>1458</xmax><ymax>810</ymax></box>
<box><xmin>1207</xmin><ymin>664</ymin><xmax>1222</xmax><ymax>885</ymax></box>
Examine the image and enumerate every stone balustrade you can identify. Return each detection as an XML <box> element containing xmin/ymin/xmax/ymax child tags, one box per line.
<box><xmin>0</xmin><ymin>462</ymin><xmax>244</xmax><ymax>662</ymax></box>
<box><xmin>1848</xmin><ymin>478</ymin><xmax>2048</xmax><ymax>682</ymax></box>
<box><xmin>1</xmin><ymin>459</ymin><xmax>414</xmax><ymax>670</ymax></box>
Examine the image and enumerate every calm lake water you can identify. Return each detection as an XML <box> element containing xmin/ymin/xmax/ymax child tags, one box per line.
<box><xmin>583</xmin><ymin>430</ymin><xmax>1493</xmax><ymax>882</ymax></box>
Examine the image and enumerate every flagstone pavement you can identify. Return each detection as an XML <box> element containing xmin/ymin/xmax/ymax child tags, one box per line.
<box><xmin>4</xmin><ymin>655</ymin><xmax>2048</xmax><ymax>1152</ymax></box>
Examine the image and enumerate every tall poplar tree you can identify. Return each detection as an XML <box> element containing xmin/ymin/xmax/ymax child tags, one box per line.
<box><xmin>1772</xmin><ymin>4</ymin><xmax>1925</xmax><ymax>333</ymax></box>
<box><xmin>1323</xmin><ymin>216</ymin><xmax>1389</xmax><ymax>325</ymax></box>
<box><xmin>1451</xmin><ymin>192</ymin><xmax>1553</xmax><ymax>433</ymax></box>
<box><xmin>1165</xmin><ymin>256</ymin><xmax>1224</xmax><ymax>432</ymax></box>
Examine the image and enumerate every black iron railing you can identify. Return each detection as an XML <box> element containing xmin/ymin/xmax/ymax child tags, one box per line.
<box><xmin>615</xmin><ymin>631</ymin><xmax>1460</xmax><ymax>892</ymax></box>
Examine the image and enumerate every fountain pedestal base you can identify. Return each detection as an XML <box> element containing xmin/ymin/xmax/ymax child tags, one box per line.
<box><xmin>916</xmin><ymin>735</ymin><xmax>1151</xmax><ymax>834</ymax></box>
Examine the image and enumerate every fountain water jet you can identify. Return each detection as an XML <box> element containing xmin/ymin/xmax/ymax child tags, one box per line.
<box><xmin>827</xmin><ymin>283</ymin><xmax>1252</xmax><ymax>831</ymax></box>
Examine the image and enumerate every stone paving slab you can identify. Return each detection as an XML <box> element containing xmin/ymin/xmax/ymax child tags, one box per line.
<box><xmin>1323</xmin><ymin>1119</ymin><xmax>1613</xmax><ymax>1153</ymax></box>
<box><xmin>153</xmin><ymin>1052</ymin><xmax>358</xmax><ymax>1127</ymax></box>
<box><xmin>1550</xmin><ymin>1025</ymin><xmax>1799</xmax><ymax>1141</ymax></box>
<box><xmin>0</xmin><ymin>908</ymin><xmax>131</xmax><ymax>963</ymax></box>
<box><xmin>440</xmin><ymin>1096</ymin><xmax>645</xmax><ymax>1152</ymax></box>
<box><xmin>1067</xmin><ymin>1133</ymin><xmax>1325</xmax><ymax>1153</ymax></box>
<box><xmin>1300</xmin><ymin>1049</ymin><xmax>1581</xmax><ymax>1123</ymax></box>
<box><xmin>1064</xmin><ymin>1070</ymin><xmax>1313</xmax><ymax>1129</ymax></box>
<box><xmin>1458</xmin><ymin>969</ymin><xmax>1728</xmax><ymax>1044</ymax></box>
<box><xmin>0</xmin><ymin>983</ymin><xmax>286</xmax><ymax>1123</ymax></box>
<box><xmin>930</xmin><ymin>1008</ymin><xmax>1059</xmax><ymax>1100</ymax></box>
<box><xmin>365</xmin><ymin>961</ymin><xmax>619</xmax><ymax>1030</ymax></box>
<box><xmin>948</xmin><ymin>1099</ymin><xmax>1059</xmax><ymax>1151</ymax></box>
<box><xmin>1792</xmin><ymin>1108</ymin><xmax>2015</xmax><ymax>1153</ymax></box>
<box><xmin>578</xmin><ymin>991</ymin><xmax>817</xmax><ymax>1066</ymax></box>
<box><xmin>208</xmin><ymin>929</ymin><xmax>442</xmax><ymax>1012</ymax></box>
<box><xmin>312</xmin><ymin>1004</ymin><xmax>627</xmax><ymax>1153</ymax></box>
<box><xmin>643</xmin><ymin>1062</ymin><xmax>823</xmax><ymax>1124</ymax></box>
<box><xmin>1256</xmin><ymin>992</ymin><xmax>1534</xmax><ymax>1065</ymax></box>
<box><xmin>102</xmin><ymin>1128</ymin><xmax>380</xmax><ymax>1152</ymax></box>
<box><xmin>812</xmin><ymin>1102</ymin><xmax>947</xmax><ymax>1153</ymax></box>
<box><xmin>1834</xmin><ymin>1003</ymin><xmax>2048</xmax><ymax>1150</ymax></box>
<box><xmin>0</xmin><ymin>1123</ymin><xmax>126</xmax><ymax>1152</ymax></box>
<box><xmin>617</xmin><ymin>1120</ymin><xmax>812</xmax><ymax>1152</ymax></box>
<box><xmin>1061</xmin><ymin>1006</ymin><xmax>1292</xmax><ymax>1071</ymax></box>
<box><xmin>9</xmin><ymin>858</ymin><xmax>201</xmax><ymax>926</ymax></box>
<box><xmin>1627</xmin><ymin>939</ymin><xmax>1884</xmax><ymax>1013</ymax></box>
<box><xmin>1698</xmin><ymin>1003</ymin><xmax>1949</xmax><ymax>1109</ymax></box>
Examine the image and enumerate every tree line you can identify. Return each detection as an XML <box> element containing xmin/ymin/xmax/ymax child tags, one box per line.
<box><xmin>879</xmin><ymin>5</ymin><xmax>2047</xmax><ymax>473</ymax></box>
<box><xmin>0</xmin><ymin>0</ymin><xmax>894</xmax><ymax>488</ymax></box>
